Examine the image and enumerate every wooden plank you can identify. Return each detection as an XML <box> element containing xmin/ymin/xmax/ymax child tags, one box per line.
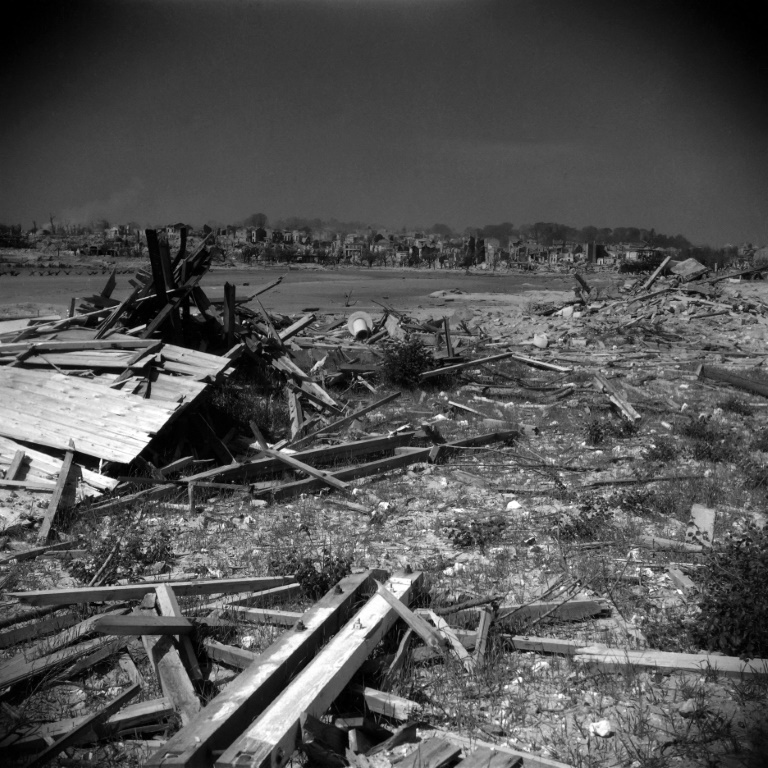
<box><xmin>667</xmin><ymin>567</ymin><xmax>697</xmax><ymax>596</ymax></box>
<box><xmin>203</xmin><ymin>638</ymin><xmax>257</xmax><ymax>669</ymax></box>
<box><xmin>156</xmin><ymin>584</ymin><xmax>204</xmax><ymax>681</ymax></box>
<box><xmin>0</xmin><ymin>478</ymin><xmax>55</xmax><ymax>491</ymax></box>
<box><xmin>94</xmin><ymin>615</ymin><xmax>194</xmax><ymax>635</ymax></box>
<box><xmin>376</xmin><ymin>584</ymin><xmax>449</xmax><ymax>654</ymax></box>
<box><xmin>185</xmin><ymin>431</ymin><xmax>418</xmax><ymax>485</ymax></box>
<box><xmin>398</xmin><ymin>737</ymin><xmax>461</xmax><ymax>768</ymax></box>
<box><xmin>287</xmin><ymin>393</ymin><xmax>401</xmax><ymax>449</ymax></box>
<box><xmin>594</xmin><ymin>373</ymin><xmax>641</xmax><ymax>423</ymax></box>
<box><xmin>261</xmin><ymin>447</ymin><xmax>350</xmax><ymax>492</ymax></box>
<box><xmin>146</xmin><ymin>569</ymin><xmax>388</xmax><ymax>768</ymax></box>
<box><xmin>286</xmin><ymin>385</ymin><xmax>303</xmax><ymax>438</ymax></box>
<box><xmin>223</xmin><ymin>282</ymin><xmax>236</xmax><ymax>348</ymax></box>
<box><xmin>456</xmin><ymin>745</ymin><xmax>521</xmax><ymax>768</ymax></box>
<box><xmin>496</xmin><ymin>599</ymin><xmax>608</xmax><ymax>624</ymax></box>
<box><xmin>0</xmin><ymin>635</ymin><xmax>119</xmax><ymax>689</ymax></box>
<box><xmin>5</xmin><ymin>449</ymin><xmax>26</xmax><ymax>480</ymax></box>
<box><xmin>196</xmin><ymin>583</ymin><xmax>302</xmax><ymax>613</ymax></box>
<box><xmin>8</xmin><ymin>575</ymin><xmax>296</xmax><ymax>606</ymax></box>
<box><xmin>145</xmin><ymin>229</ymin><xmax>169</xmax><ymax>306</ymax></box>
<box><xmin>25</xmin><ymin>683</ymin><xmax>141</xmax><ymax>768</ymax></box>
<box><xmin>431</xmin><ymin>729</ymin><xmax>568</xmax><ymax>768</ymax></box>
<box><xmin>348</xmin><ymin>685</ymin><xmax>423</xmax><ymax>721</ymax></box>
<box><xmin>420</xmin><ymin>351</ymin><xmax>570</xmax><ymax>380</ymax></box>
<box><xmin>640</xmin><ymin>255</ymin><xmax>672</xmax><ymax>291</ymax></box>
<box><xmin>139</xmin><ymin>602</ymin><xmax>201</xmax><ymax>726</ymax></box>
<box><xmin>222</xmin><ymin>606</ymin><xmax>304</xmax><ymax>626</ymax></box>
<box><xmin>37</xmin><ymin>440</ymin><xmax>75</xmax><ymax>542</ymax></box>
<box><xmin>0</xmin><ymin>607</ymin><xmax>128</xmax><ymax>672</ymax></box>
<box><xmin>474</xmin><ymin>607</ymin><xmax>493</xmax><ymax>666</ymax></box>
<box><xmin>255</xmin><ymin>429</ymin><xmax>519</xmax><ymax>502</ymax></box>
<box><xmin>1</xmin><ymin>697</ymin><xmax>172</xmax><ymax>752</ymax></box>
<box><xmin>507</xmin><ymin>635</ymin><xmax>768</xmax><ymax>679</ymax></box>
<box><xmin>279</xmin><ymin>314</ymin><xmax>316</xmax><ymax>342</ymax></box>
<box><xmin>426</xmin><ymin>610</ymin><xmax>474</xmax><ymax>672</ymax></box>
<box><xmin>215</xmin><ymin>571</ymin><xmax>422</xmax><ymax>768</ymax></box>
<box><xmin>0</xmin><ymin>611</ymin><xmax>79</xmax><ymax>649</ymax></box>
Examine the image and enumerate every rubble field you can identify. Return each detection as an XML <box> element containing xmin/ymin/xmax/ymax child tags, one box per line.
<box><xmin>1</xmin><ymin>235</ymin><xmax>767</xmax><ymax>768</ymax></box>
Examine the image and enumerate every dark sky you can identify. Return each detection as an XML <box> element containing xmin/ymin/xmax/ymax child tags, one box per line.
<box><xmin>2</xmin><ymin>0</ymin><xmax>766</xmax><ymax>244</ymax></box>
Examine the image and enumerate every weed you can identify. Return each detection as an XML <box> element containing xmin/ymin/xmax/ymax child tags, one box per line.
<box><xmin>555</xmin><ymin>495</ymin><xmax>613</xmax><ymax>541</ymax></box>
<box><xmin>68</xmin><ymin>515</ymin><xmax>174</xmax><ymax>585</ymax></box>
<box><xmin>585</xmin><ymin>419</ymin><xmax>607</xmax><ymax>446</ymax></box>
<box><xmin>718</xmin><ymin>396</ymin><xmax>754</xmax><ymax>417</ymax></box>
<box><xmin>645</xmin><ymin>436</ymin><xmax>678</xmax><ymax>462</ymax></box>
<box><xmin>750</xmin><ymin>427</ymin><xmax>768</xmax><ymax>453</ymax></box>
<box><xmin>268</xmin><ymin>546</ymin><xmax>351</xmax><ymax>599</ymax></box>
<box><xmin>379</xmin><ymin>336</ymin><xmax>436</xmax><ymax>387</ymax></box>
<box><xmin>676</xmin><ymin>416</ymin><xmax>741</xmax><ymax>463</ymax></box>
<box><xmin>694</xmin><ymin>521</ymin><xmax>768</xmax><ymax>657</ymax></box>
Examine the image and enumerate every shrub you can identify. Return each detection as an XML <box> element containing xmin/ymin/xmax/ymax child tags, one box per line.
<box><xmin>554</xmin><ymin>495</ymin><xmax>613</xmax><ymax>541</ymax></box>
<box><xmin>645</xmin><ymin>436</ymin><xmax>677</xmax><ymax>462</ymax></box>
<box><xmin>676</xmin><ymin>416</ymin><xmax>740</xmax><ymax>463</ymax></box>
<box><xmin>718</xmin><ymin>396</ymin><xmax>753</xmax><ymax>417</ymax></box>
<box><xmin>269</xmin><ymin>547</ymin><xmax>352</xmax><ymax>599</ymax></box>
<box><xmin>69</xmin><ymin>518</ymin><xmax>174</xmax><ymax>585</ymax></box>
<box><xmin>379</xmin><ymin>336</ymin><xmax>436</xmax><ymax>387</ymax></box>
<box><xmin>693</xmin><ymin>522</ymin><xmax>768</xmax><ymax>657</ymax></box>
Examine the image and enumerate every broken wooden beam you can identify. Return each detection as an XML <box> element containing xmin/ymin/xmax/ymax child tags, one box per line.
<box><xmin>25</xmin><ymin>683</ymin><xmax>141</xmax><ymax>768</ymax></box>
<box><xmin>699</xmin><ymin>365</ymin><xmax>768</xmax><ymax>399</ymax></box>
<box><xmin>287</xmin><ymin>393</ymin><xmax>401</xmax><ymax>449</ymax></box>
<box><xmin>507</xmin><ymin>636</ymin><xmax>768</xmax><ymax>679</ymax></box>
<box><xmin>7</xmin><ymin>575</ymin><xmax>296</xmax><ymax>606</ymax></box>
<box><xmin>94</xmin><ymin>614</ymin><xmax>194</xmax><ymax>636</ymax></box>
<box><xmin>37</xmin><ymin>439</ymin><xmax>76</xmax><ymax>543</ymax></box>
<box><xmin>146</xmin><ymin>569</ymin><xmax>387</xmax><ymax>768</ymax></box>
<box><xmin>593</xmin><ymin>372</ymin><xmax>641</xmax><ymax>423</ymax></box>
<box><xmin>139</xmin><ymin>597</ymin><xmax>201</xmax><ymax>727</ymax></box>
<box><xmin>156</xmin><ymin>584</ymin><xmax>204</xmax><ymax>681</ymax></box>
<box><xmin>215</xmin><ymin>571</ymin><xmax>422</xmax><ymax>768</ymax></box>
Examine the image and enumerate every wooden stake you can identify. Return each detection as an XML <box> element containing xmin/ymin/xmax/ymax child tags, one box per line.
<box><xmin>37</xmin><ymin>440</ymin><xmax>75</xmax><ymax>543</ymax></box>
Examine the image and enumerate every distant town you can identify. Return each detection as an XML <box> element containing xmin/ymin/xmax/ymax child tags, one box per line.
<box><xmin>0</xmin><ymin>216</ymin><xmax>764</xmax><ymax>272</ymax></box>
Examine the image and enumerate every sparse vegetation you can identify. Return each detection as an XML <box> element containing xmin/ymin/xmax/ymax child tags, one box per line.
<box><xmin>380</xmin><ymin>336</ymin><xmax>436</xmax><ymax>387</ymax></box>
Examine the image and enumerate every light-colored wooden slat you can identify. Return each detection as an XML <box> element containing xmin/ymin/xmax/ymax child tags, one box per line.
<box><xmin>5</xmin><ymin>449</ymin><xmax>26</xmax><ymax>479</ymax></box>
<box><xmin>215</xmin><ymin>572</ymin><xmax>422</xmax><ymax>768</ymax></box>
<box><xmin>156</xmin><ymin>584</ymin><xmax>203</xmax><ymax>682</ymax></box>
<box><xmin>139</xmin><ymin>603</ymin><xmax>200</xmax><ymax>726</ymax></box>
<box><xmin>146</xmin><ymin>569</ymin><xmax>386</xmax><ymax>768</ymax></box>
<box><xmin>203</xmin><ymin>638</ymin><xmax>257</xmax><ymax>669</ymax></box>
<box><xmin>0</xmin><ymin>436</ymin><xmax>116</xmax><ymax>492</ymax></box>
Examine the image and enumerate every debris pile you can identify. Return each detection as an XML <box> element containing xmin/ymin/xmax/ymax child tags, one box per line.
<box><xmin>3</xmin><ymin>243</ymin><xmax>768</xmax><ymax>766</ymax></box>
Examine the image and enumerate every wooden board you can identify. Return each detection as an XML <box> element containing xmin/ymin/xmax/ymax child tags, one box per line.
<box><xmin>8</xmin><ymin>575</ymin><xmax>296</xmax><ymax>606</ymax></box>
<box><xmin>146</xmin><ymin>569</ymin><xmax>387</xmax><ymax>768</ymax></box>
<box><xmin>215</xmin><ymin>571</ymin><xmax>422</xmax><ymax>768</ymax></box>
<box><xmin>0</xmin><ymin>368</ymin><xmax>180</xmax><ymax>463</ymax></box>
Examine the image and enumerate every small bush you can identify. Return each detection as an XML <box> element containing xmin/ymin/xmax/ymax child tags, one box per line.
<box><xmin>645</xmin><ymin>436</ymin><xmax>678</xmax><ymax>462</ymax></box>
<box><xmin>676</xmin><ymin>416</ymin><xmax>740</xmax><ymax>463</ymax></box>
<box><xmin>379</xmin><ymin>336</ymin><xmax>436</xmax><ymax>387</ymax></box>
<box><xmin>693</xmin><ymin>522</ymin><xmax>768</xmax><ymax>657</ymax></box>
<box><xmin>554</xmin><ymin>495</ymin><xmax>613</xmax><ymax>541</ymax></box>
<box><xmin>585</xmin><ymin>419</ymin><xmax>607</xmax><ymax>445</ymax></box>
<box><xmin>69</xmin><ymin>518</ymin><xmax>174</xmax><ymax>585</ymax></box>
<box><xmin>751</xmin><ymin>428</ymin><xmax>768</xmax><ymax>453</ymax></box>
<box><xmin>718</xmin><ymin>396</ymin><xmax>753</xmax><ymax>417</ymax></box>
<box><xmin>269</xmin><ymin>547</ymin><xmax>352</xmax><ymax>599</ymax></box>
